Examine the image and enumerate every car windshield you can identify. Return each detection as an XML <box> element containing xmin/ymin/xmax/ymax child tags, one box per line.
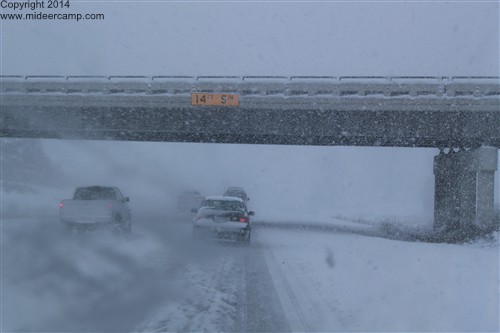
<box><xmin>202</xmin><ymin>199</ymin><xmax>243</xmax><ymax>212</ymax></box>
<box><xmin>1</xmin><ymin>2</ymin><xmax>499</xmax><ymax>333</ymax></box>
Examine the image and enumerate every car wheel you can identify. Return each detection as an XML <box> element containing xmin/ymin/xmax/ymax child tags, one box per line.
<box><xmin>112</xmin><ymin>221</ymin><xmax>131</xmax><ymax>236</ymax></box>
<box><xmin>122</xmin><ymin>222</ymin><xmax>132</xmax><ymax>234</ymax></box>
<box><xmin>242</xmin><ymin>231</ymin><xmax>251</xmax><ymax>245</ymax></box>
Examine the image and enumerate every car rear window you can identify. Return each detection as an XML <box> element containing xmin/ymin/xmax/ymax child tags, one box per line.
<box><xmin>202</xmin><ymin>199</ymin><xmax>243</xmax><ymax>211</ymax></box>
<box><xmin>74</xmin><ymin>187</ymin><xmax>117</xmax><ymax>200</ymax></box>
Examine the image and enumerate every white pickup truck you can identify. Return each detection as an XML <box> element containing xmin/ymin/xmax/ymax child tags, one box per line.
<box><xmin>59</xmin><ymin>186</ymin><xmax>132</xmax><ymax>233</ymax></box>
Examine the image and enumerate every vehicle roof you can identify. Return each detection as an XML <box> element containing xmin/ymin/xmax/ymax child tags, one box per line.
<box><xmin>204</xmin><ymin>195</ymin><xmax>243</xmax><ymax>202</ymax></box>
<box><xmin>225</xmin><ymin>187</ymin><xmax>245</xmax><ymax>192</ymax></box>
<box><xmin>76</xmin><ymin>185</ymin><xmax>115</xmax><ymax>189</ymax></box>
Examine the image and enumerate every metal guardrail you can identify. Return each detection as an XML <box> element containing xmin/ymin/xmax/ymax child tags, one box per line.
<box><xmin>1</xmin><ymin>75</ymin><xmax>498</xmax><ymax>98</ymax></box>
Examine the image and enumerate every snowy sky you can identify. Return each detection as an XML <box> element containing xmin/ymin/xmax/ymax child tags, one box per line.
<box><xmin>1</xmin><ymin>1</ymin><xmax>499</xmax><ymax>76</ymax></box>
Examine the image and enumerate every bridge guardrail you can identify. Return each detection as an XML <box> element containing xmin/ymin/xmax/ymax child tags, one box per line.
<box><xmin>1</xmin><ymin>76</ymin><xmax>498</xmax><ymax>98</ymax></box>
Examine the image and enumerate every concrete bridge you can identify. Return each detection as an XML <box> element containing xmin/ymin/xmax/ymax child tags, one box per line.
<box><xmin>1</xmin><ymin>76</ymin><xmax>499</xmax><ymax>232</ymax></box>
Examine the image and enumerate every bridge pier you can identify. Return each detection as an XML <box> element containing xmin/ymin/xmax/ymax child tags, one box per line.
<box><xmin>434</xmin><ymin>147</ymin><xmax>498</xmax><ymax>231</ymax></box>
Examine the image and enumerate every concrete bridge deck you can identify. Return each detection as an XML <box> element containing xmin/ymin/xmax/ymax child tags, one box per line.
<box><xmin>1</xmin><ymin>76</ymin><xmax>499</xmax><ymax>148</ymax></box>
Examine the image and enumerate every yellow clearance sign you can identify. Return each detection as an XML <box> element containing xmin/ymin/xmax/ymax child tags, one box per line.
<box><xmin>191</xmin><ymin>93</ymin><xmax>239</xmax><ymax>107</ymax></box>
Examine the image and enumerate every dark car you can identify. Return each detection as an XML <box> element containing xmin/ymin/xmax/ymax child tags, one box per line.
<box><xmin>223</xmin><ymin>186</ymin><xmax>250</xmax><ymax>204</ymax></box>
<box><xmin>176</xmin><ymin>191</ymin><xmax>204</xmax><ymax>216</ymax></box>
<box><xmin>192</xmin><ymin>196</ymin><xmax>254</xmax><ymax>243</ymax></box>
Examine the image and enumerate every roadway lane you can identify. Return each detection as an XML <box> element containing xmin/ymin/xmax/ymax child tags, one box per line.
<box><xmin>139</xmin><ymin>220</ymin><xmax>292</xmax><ymax>332</ymax></box>
<box><xmin>1</xmin><ymin>215</ymin><xmax>292</xmax><ymax>332</ymax></box>
<box><xmin>2</xmin><ymin>215</ymin><xmax>498</xmax><ymax>332</ymax></box>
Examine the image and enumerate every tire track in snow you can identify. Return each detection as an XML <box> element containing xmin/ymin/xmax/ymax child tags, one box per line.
<box><xmin>239</xmin><ymin>243</ymin><xmax>291</xmax><ymax>332</ymax></box>
<box><xmin>259</xmin><ymin>237</ymin><xmax>312</xmax><ymax>332</ymax></box>
<box><xmin>138</xmin><ymin>243</ymin><xmax>241</xmax><ymax>332</ymax></box>
<box><xmin>258</xmin><ymin>226</ymin><xmax>348</xmax><ymax>332</ymax></box>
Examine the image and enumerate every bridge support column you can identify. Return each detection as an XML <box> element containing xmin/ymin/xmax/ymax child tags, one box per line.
<box><xmin>434</xmin><ymin>147</ymin><xmax>498</xmax><ymax>231</ymax></box>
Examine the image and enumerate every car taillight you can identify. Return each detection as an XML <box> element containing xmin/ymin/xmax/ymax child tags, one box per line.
<box><xmin>107</xmin><ymin>203</ymin><xmax>113</xmax><ymax>209</ymax></box>
<box><xmin>59</xmin><ymin>202</ymin><xmax>63</xmax><ymax>208</ymax></box>
<box><xmin>239</xmin><ymin>217</ymin><xmax>247</xmax><ymax>223</ymax></box>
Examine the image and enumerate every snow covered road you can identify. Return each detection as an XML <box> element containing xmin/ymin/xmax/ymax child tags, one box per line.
<box><xmin>256</xmin><ymin>226</ymin><xmax>499</xmax><ymax>332</ymax></box>
<box><xmin>1</xmin><ymin>216</ymin><xmax>498</xmax><ymax>332</ymax></box>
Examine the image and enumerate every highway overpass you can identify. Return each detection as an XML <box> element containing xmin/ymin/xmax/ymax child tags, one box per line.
<box><xmin>1</xmin><ymin>75</ymin><xmax>498</xmax><ymax>148</ymax></box>
<box><xmin>1</xmin><ymin>75</ymin><xmax>499</xmax><ymax>233</ymax></box>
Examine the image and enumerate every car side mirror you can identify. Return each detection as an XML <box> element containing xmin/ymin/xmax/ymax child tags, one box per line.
<box><xmin>124</xmin><ymin>197</ymin><xmax>130</xmax><ymax>202</ymax></box>
<box><xmin>191</xmin><ymin>208</ymin><xmax>198</xmax><ymax>213</ymax></box>
<box><xmin>249</xmin><ymin>211</ymin><xmax>255</xmax><ymax>216</ymax></box>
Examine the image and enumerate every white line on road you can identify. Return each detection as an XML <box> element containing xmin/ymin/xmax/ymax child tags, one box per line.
<box><xmin>260</xmin><ymin>239</ymin><xmax>311</xmax><ymax>332</ymax></box>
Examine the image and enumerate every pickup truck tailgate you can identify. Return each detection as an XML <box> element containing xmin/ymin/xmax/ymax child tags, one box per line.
<box><xmin>60</xmin><ymin>200</ymin><xmax>114</xmax><ymax>224</ymax></box>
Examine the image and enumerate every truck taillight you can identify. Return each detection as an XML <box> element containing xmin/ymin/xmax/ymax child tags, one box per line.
<box><xmin>107</xmin><ymin>203</ymin><xmax>113</xmax><ymax>209</ymax></box>
<box><xmin>59</xmin><ymin>202</ymin><xmax>63</xmax><ymax>208</ymax></box>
